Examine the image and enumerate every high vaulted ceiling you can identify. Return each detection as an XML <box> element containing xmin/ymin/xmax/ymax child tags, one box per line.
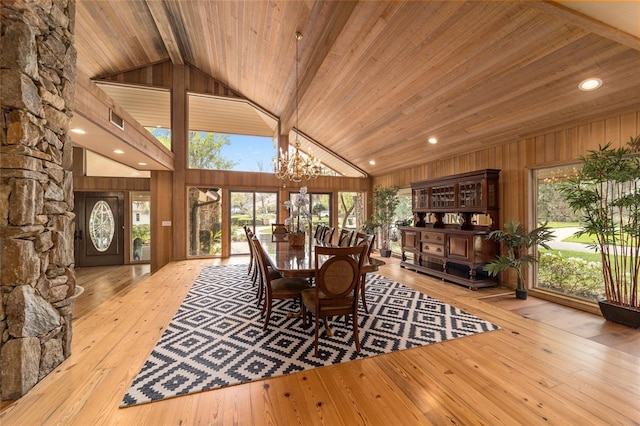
<box><xmin>74</xmin><ymin>1</ymin><xmax>640</xmax><ymax>177</ymax></box>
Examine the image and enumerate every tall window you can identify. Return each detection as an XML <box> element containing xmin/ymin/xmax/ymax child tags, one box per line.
<box><xmin>310</xmin><ymin>193</ymin><xmax>331</xmax><ymax>235</ymax></box>
<box><xmin>533</xmin><ymin>165</ymin><xmax>604</xmax><ymax>302</ymax></box>
<box><xmin>230</xmin><ymin>191</ymin><xmax>278</xmax><ymax>255</ymax></box>
<box><xmin>391</xmin><ymin>188</ymin><xmax>413</xmax><ymax>254</ymax></box>
<box><xmin>337</xmin><ymin>192</ymin><xmax>365</xmax><ymax>236</ymax></box>
<box><xmin>287</xmin><ymin>191</ymin><xmax>331</xmax><ymax>236</ymax></box>
<box><xmin>146</xmin><ymin>127</ymin><xmax>171</xmax><ymax>150</ymax></box>
<box><xmin>188</xmin><ymin>131</ymin><xmax>276</xmax><ymax>172</ymax></box>
<box><xmin>188</xmin><ymin>187</ymin><xmax>222</xmax><ymax>257</ymax></box>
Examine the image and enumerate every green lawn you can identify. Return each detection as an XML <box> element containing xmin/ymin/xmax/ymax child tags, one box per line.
<box><xmin>562</xmin><ymin>234</ymin><xmax>595</xmax><ymax>244</ymax></box>
<box><xmin>545</xmin><ymin>222</ymin><xmax>580</xmax><ymax>228</ymax></box>
<box><xmin>546</xmin><ymin>222</ymin><xmax>597</xmax><ymax>244</ymax></box>
<box><xmin>540</xmin><ymin>248</ymin><xmax>601</xmax><ymax>263</ymax></box>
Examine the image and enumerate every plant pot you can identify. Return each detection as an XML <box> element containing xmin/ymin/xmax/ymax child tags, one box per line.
<box><xmin>515</xmin><ymin>288</ymin><xmax>528</xmax><ymax>300</ymax></box>
<box><xmin>598</xmin><ymin>300</ymin><xmax>640</xmax><ymax>329</ymax></box>
<box><xmin>379</xmin><ymin>249</ymin><xmax>392</xmax><ymax>258</ymax></box>
<box><xmin>288</xmin><ymin>233</ymin><xmax>305</xmax><ymax>248</ymax></box>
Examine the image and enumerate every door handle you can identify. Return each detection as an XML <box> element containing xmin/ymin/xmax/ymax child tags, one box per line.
<box><xmin>74</xmin><ymin>230</ymin><xmax>83</xmax><ymax>240</ymax></box>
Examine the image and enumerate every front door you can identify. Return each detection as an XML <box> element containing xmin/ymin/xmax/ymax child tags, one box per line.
<box><xmin>74</xmin><ymin>192</ymin><xmax>124</xmax><ymax>267</ymax></box>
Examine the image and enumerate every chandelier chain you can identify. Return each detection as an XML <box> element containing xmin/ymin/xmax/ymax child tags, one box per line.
<box><xmin>274</xmin><ymin>31</ymin><xmax>321</xmax><ymax>182</ymax></box>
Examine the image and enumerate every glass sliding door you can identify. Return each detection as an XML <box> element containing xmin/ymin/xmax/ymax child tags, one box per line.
<box><xmin>337</xmin><ymin>191</ymin><xmax>364</xmax><ymax>237</ymax></box>
<box><xmin>230</xmin><ymin>191</ymin><xmax>278</xmax><ymax>255</ymax></box>
<box><xmin>131</xmin><ymin>191</ymin><xmax>151</xmax><ymax>262</ymax></box>
<box><xmin>310</xmin><ymin>193</ymin><xmax>330</xmax><ymax>236</ymax></box>
<box><xmin>188</xmin><ymin>187</ymin><xmax>222</xmax><ymax>257</ymax></box>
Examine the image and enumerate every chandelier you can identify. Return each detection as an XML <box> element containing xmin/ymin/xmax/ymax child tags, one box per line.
<box><xmin>275</xmin><ymin>31</ymin><xmax>321</xmax><ymax>182</ymax></box>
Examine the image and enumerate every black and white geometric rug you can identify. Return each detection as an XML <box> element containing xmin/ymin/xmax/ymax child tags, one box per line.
<box><xmin>121</xmin><ymin>264</ymin><xmax>499</xmax><ymax>407</ymax></box>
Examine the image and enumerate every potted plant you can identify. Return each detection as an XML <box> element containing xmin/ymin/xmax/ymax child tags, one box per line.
<box><xmin>284</xmin><ymin>186</ymin><xmax>311</xmax><ymax>247</ymax></box>
<box><xmin>484</xmin><ymin>220</ymin><xmax>555</xmax><ymax>299</ymax></box>
<box><xmin>558</xmin><ymin>135</ymin><xmax>640</xmax><ymax>327</ymax></box>
<box><xmin>372</xmin><ymin>185</ymin><xmax>400</xmax><ymax>257</ymax></box>
<box><xmin>361</xmin><ymin>220</ymin><xmax>380</xmax><ymax>234</ymax></box>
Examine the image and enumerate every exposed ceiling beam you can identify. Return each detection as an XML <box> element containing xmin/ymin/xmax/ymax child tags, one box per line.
<box><xmin>145</xmin><ymin>0</ymin><xmax>184</xmax><ymax>65</ymax></box>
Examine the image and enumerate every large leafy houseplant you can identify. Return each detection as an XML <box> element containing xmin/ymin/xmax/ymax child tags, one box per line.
<box><xmin>559</xmin><ymin>136</ymin><xmax>640</xmax><ymax>326</ymax></box>
<box><xmin>372</xmin><ymin>185</ymin><xmax>400</xmax><ymax>257</ymax></box>
<box><xmin>484</xmin><ymin>220</ymin><xmax>554</xmax><ymax>299</ymax></box>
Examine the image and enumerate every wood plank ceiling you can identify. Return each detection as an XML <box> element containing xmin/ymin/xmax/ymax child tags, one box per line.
<box><xmin>74</xmin><ymin>1</ymin><xmax>640</xmax><ymax>177</ymax></box>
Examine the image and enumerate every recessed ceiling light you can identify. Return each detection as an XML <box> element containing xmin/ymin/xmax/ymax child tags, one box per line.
<box><xmin>428</xmin><ymin>137</ymin><xmax>438</xmax><ymax>144</ymax></box>
<box><xmin>578</xmin><ymin>78</ymin><xmax>602</xmax><ymax>91</ymax></box>
<box><xmin>70</xmin><ymin>128</ymin><xmax>86</xmax><ymax>134</ymax></box>
<box><xmin>369</xmin><ymin>160</ymin><xmax>376</xmax><ymax>166</ymax></box>
<box><xmin>113</xmin><ymin>149</ymin><xmax>125</xmax><ymax>154</ymax></box>
<box><xmin>138</xmin><ymin>162</ymin><xmax>147</xmax><ymax>166</ymax></box>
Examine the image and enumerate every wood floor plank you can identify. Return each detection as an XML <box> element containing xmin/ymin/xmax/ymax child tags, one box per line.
<box><xmin>1</xmin><ymin>256</ymin><xmax>638</xmax><ymax>425</ymax></box>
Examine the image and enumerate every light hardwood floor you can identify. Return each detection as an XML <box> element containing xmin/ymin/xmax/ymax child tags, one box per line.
<box><xmin>1</xmin><ymin>256</ymin><xmax>638</xmax><ymax>425</ymax></box>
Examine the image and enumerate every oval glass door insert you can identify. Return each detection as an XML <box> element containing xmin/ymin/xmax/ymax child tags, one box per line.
<box><xmin>89</xmin><ymin>200</ymin><xmax>115</xmax><ymax>252</ymax></box>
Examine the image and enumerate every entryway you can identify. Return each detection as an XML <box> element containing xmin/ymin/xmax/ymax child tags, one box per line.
<box><xmin>74</xmin><ymin>192</ymin><xmax>124</xmax><ymax>267</ymax></box>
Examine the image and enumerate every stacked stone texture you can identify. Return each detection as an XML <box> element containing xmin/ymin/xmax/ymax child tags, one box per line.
<box><xmin>1</xmin><ymin>0</ymin><xmax>76</xmax><ymax>400</ymax></box>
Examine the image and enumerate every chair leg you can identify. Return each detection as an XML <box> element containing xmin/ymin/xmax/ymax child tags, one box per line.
<box><xmin>263</xmin><ymin>300</ymin><xmax>272</xmax><ymax>331</ymax></box>
<box><xmin>322</xmin><ymin>317</ymin><xmax>332</xmax><ymax>337</ymax></box>
<box><xmin>353</xmin><ymin>311</ymin><xmax>361</xmax><ymax>353</ymax></box>
<box><xmin>301</xmin><ymin>303</ymin><xmax>307</xmax><ymax>326</ymax></box>
<box><xmin>256</xmin><ymin>279</ymin><xmax>264</xmax><ymax>309</ymax></box>
<box><xmin>252</xmin><ymin>264</ymin><xmax>258</xmax><ymax>284</ymax></box>
<box><xmin>314</xmin><ymin>314</ymin><xmax>320</xmax><ymax>357</ymax></box>
<box><xmin>360</xmin><ymin>273</ymin><xmax>369</xmax><ymax>313</ymax></box>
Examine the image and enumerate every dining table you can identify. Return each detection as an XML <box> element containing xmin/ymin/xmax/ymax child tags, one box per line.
<box><xmin>258</xmin><ymin>233</ymin><xmax>385</xmax><ymax>331</ymax></box>
<box><xmin>258</xmin><ymin>234</ymin><xmax>385</xmax><ymax>279</ymax></box>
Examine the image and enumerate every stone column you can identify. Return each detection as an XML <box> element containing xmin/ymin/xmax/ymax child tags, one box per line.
<box><xmin>0</xmin><ymin>0</ymin><xmax>76</xmax><ymax>400</ymax></box>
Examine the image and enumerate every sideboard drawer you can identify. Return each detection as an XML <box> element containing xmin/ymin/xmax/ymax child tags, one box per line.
<box><xmin>422</xmin><ymin>243</ymin><xmax>445</xmax><ymax>257</ymax></box>
<box><xmin>421</xmin><ymin>231</ymin><xmax>445</xmax><ymax>243</ymax></box>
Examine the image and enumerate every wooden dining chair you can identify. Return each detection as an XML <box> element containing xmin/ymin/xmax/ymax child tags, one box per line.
<box><xmin>249</xmin><ymin>236</ymin><xmax>284</xmax><ymax>306</ymax></box>
<box><xmin>355</xmin><ymin>233</ymin><xmax>375</xmax><ymax>313</ymax></box>
<box><xmin>314</xmin><ymin>224</ymin><xmax>326</xmax><ymax>242</ymax></box>
<box><xmin>337</xmin><ymin>229</ymin><xmax>354</xmax><ymax>247</ymax></box>
<box><xmin>253</xmin><ymin>238</ymin><xmax>311</xmax><ymax>331</ymax></box>
<box><xmin>322</xmin><ymin>227</ymin><xmax>335</xmax><ymax>245</ymax></box>
<box><xmin>301</xmin><ymin>244</ymin><xmax>367</xmax><ymax>357</ymax></box>
<box><xmin>243</xmin><ymin>226</ymin><xmax>257</xmax><ymax>282</ymax></box>
<box><xmin>353</xmin><ymin>232</ymin><xmax>367</xmax><ymax>246</ymax></box>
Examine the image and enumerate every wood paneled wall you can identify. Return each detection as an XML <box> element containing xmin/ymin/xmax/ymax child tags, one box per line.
<box><xmin>99</xmin><ymin>60</ymin><xmax>244</xmax><ymax>99</ymax></box>
<box><xmin>373</xmin><ymin>109</ymin><xmax>640</xmax><ymax>230</ymax></box>
<box><xmin>73</xmin><ymin>176</ymin><xmax>150</xmax><ymax>192</ymax></box>
<box><xmin>99</xmin><ymin>61</ymin><xmax>173</xmax><ymax>88</ymax></box>
<box><xmin>151</xmin><ymin>171</ymin><xmax>173</xmax><ymax>272</ymax></box>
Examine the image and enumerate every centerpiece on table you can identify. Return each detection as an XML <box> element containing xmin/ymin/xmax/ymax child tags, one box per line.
<box><xmin>284</xmin><ymin>186</ymin><xmax>311</xmax><ymax>247</ymax></box>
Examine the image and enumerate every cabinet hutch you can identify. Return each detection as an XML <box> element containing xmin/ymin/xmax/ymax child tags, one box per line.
<box><xmin>399</xmin><ymin>169</ymin><xmax>500</xmax><ymax>289</ymax></box>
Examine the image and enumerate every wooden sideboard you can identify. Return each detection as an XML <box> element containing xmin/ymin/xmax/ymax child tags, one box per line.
<box><xmin>400</xmin><ymin>169</ymin><xmax>500</xmax><ymax>289</ymax></box>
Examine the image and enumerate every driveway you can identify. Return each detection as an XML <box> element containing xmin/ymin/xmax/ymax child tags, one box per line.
<box><xmin>547</xmin><ymin>227</ymin><xmax>592</xmax><ymax>253</ymax></box>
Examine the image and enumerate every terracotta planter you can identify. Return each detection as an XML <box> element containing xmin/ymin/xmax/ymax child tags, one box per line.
<box><xmin>289</xmin><ymin>232</ymin><xmax>305</xmax><ymax>248</ymax></box>
<box><xmin>598</xmin><ymin>300</ymin><xmax>640</xmax><ymax>329</ymax></box>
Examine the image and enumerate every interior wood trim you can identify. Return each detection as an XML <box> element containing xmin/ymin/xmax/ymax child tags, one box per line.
<box><xmin>530</xmin><ymin>1</ymin><xmax>640</xmax><ymax>52</ymax></box>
